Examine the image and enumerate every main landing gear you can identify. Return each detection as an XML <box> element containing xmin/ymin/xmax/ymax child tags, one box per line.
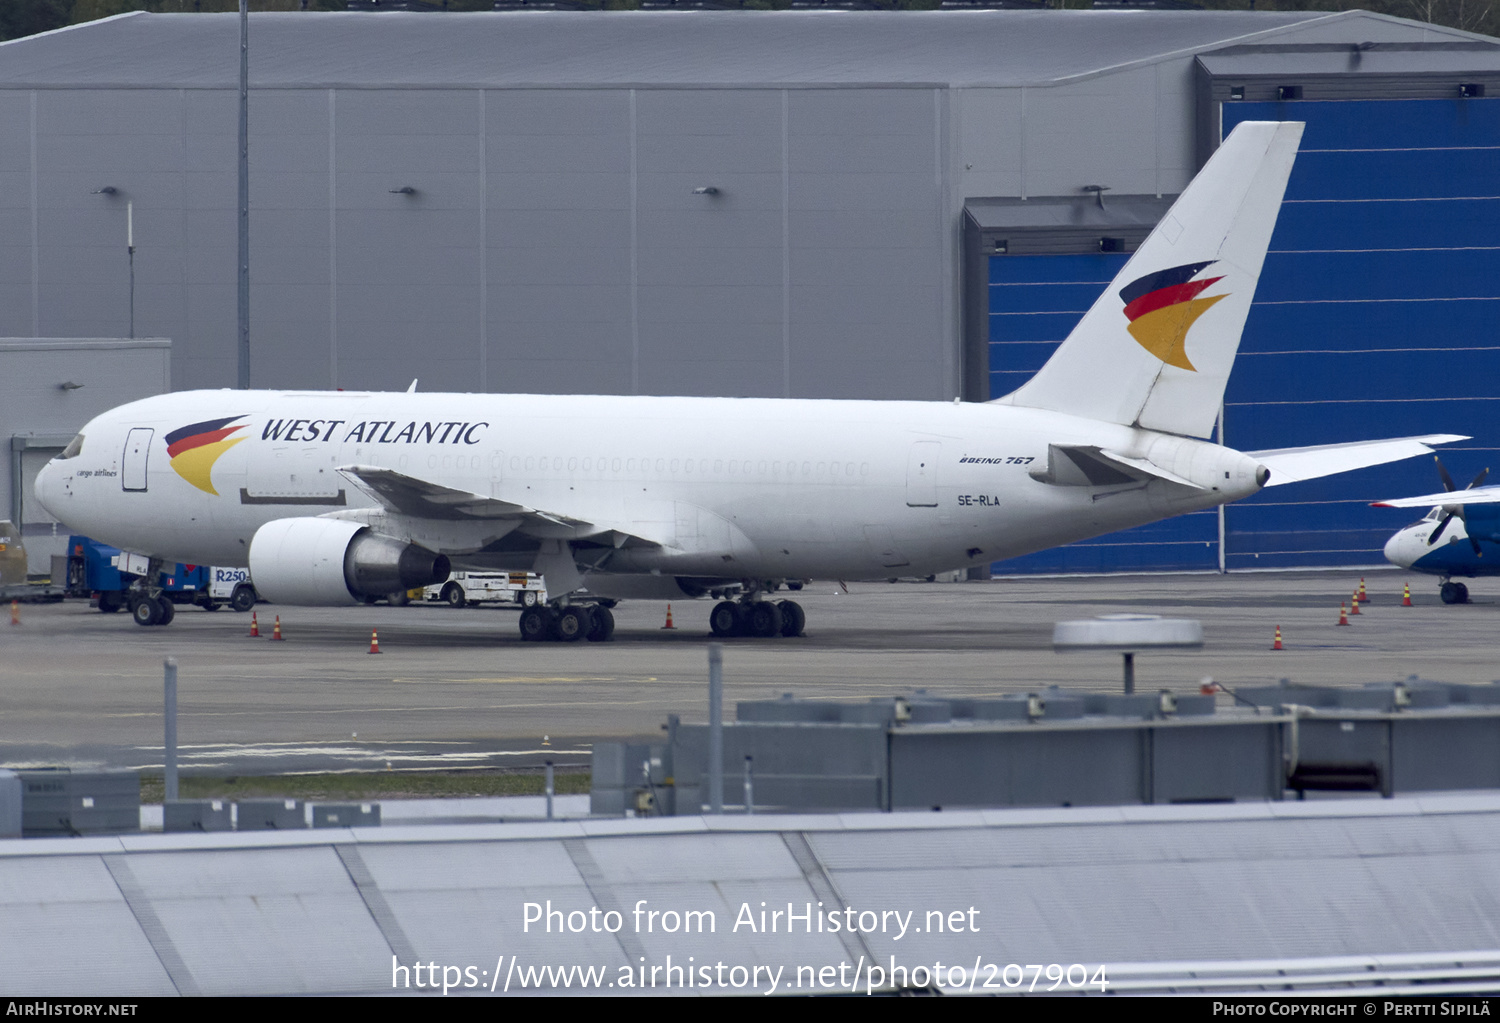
<box><xmin>709</xmin><ymin>598</ymin><xmax>806</xmax><ymax>639</ymax></box>
<box><xmin>1440</xmin><ymin>580</ymin><xmax>1471</xmax><ymax>604</ymax></box>
<box><xmin>519</xmin><ymin>603</ymin><xmax>616</xmax><ymax>643</ymax></box>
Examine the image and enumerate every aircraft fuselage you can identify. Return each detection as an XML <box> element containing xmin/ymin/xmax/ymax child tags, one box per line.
<box><xmin>35</xmin><ymin>390</ymin><xmax>1265</xmax><ymax>584</ymax></box>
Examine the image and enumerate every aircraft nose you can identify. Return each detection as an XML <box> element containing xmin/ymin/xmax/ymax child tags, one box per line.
<box><xmin>1384</xmin><ymin>527</ymin><xmax>1416</xmax><ymax>569</ymax></box>
<box><xmin>33</xmin><ymin>459</ymin><xmax>62</xmax><ymax>520</ymax></box>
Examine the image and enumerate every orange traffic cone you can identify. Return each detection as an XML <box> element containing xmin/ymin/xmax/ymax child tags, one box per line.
<box><xmin>1337</xmin><ymin>602</ymin><xmax>1350</xmax><ymax>626</ymax></box>
<box><xmin>1349</xmin><ymin>592</ymin><xmax>1361</xmax><ymax>615</ymax></box>
<box><xmin>270</xmin><ymin>615</ymin><xmax>285</xmax><ymax>641</ymax></box>
<box><xmin>661</xmin><ymin>603</ymin><xmax>677</xmax><ymax>630</ymax></box>
<box><xmin>249</xmin><ymin>611</ymin><xmax>260</xmax><ymax>637</ymax></box>
<box><xmin>1272</xmin><ymin>626</ymin><xmax>1283</xmax><ymax>651</ymax></box>
<box><xmin>1358</xmin><ymin>577</ymin><xmax>1369</xmax><ymax>603</ymax></box>
<box><xmin>1403</xmin><ymin>582</ymin><xmax>1413</xmax><ymax>607</ymax></box>
<box><xmin>369</xmin><ymin>628</ymin><xmax>382</xmax><ymax>654</ymax></box>
<box><xmin>9</xmin><ymin>600</ymin><xmax>18</xmax><ymax>626</ymax></box>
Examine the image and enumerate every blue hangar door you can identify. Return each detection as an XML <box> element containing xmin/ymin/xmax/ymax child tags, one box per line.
<box><xmin>979</xmin><ymin>97</ymin><xmax>1500</xmax><ymax>575</ymax></box>
<box><xmin>1223</xmin><ymin>98</ymin><xmax>1500</xmax><ymax>570</ymax></box>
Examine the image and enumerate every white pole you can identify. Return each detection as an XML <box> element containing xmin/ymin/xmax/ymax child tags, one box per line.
<box><xmin>544</xmin><ymin>760</ymin><xmax>554</xmax><ymax>820</ymax></box>
<box><xmin>708</xmin><ymin>644</ymin><xmax>723</xmax><ymax>815</ymax></box>
<box><xmin>164</xmin><ymin>657</ymin><xmax>178</xmax><ymax>803</ymax></box>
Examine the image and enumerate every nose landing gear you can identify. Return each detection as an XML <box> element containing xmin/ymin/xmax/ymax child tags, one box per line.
<box><xmin>1440</xmin><ymin>579</ymin><xmax>1470</xmax><ymax>604</ymax></box>
<box><xmin>128</xmin><ymin>557</ymin><xmax>175</xmax><ymax>626</ymax></box>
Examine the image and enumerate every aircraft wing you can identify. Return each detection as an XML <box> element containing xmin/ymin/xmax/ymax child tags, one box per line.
<box><xmin>336</xmin><ymin>464</ymin><xmax>670</xmax><ymax>546</ymax></box>
<box><xmin>1373</xmin><ymin>485</ymin><xmax>1500</xmax><ymax>509</ymax></box>
<box><xmin>1247</xmin><ymin>434</ymin><xmax>1469</xmax><ymax>487</ymax></box>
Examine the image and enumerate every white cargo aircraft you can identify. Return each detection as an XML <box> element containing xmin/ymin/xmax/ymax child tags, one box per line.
<box><xmin>33</xmin><ymin>122</ymin><xmax>1464</xmax><ymax>641</ymax></box>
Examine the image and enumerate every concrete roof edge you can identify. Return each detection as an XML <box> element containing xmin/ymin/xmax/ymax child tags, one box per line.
<box><xmin>0</xmin><ymin>10</ymin><xmax>146</xmax><ymax>50</ymax></box>
<box><xmin>8</xmin><ymin>791</ymin><xmax>1500</xmax><ymax>857</ymax></box>
<box><xmin>0</xmin><ymin>82</ymin><xmax>951</xmax><ymax>92</ymax></box>
<box><xmin>0</xmin><ymin>338</ymin><xmax>171</xmax><ymax>350</ymax></box>
<box><xmin>1326</xmin><ymin>7</ymin><xmax>1500</xmax><ymax>46</ymax></box>
<box><xmin>1030</xmin><ymin>10</ymin><xmax>1352</xmax><ymax>87</ymax></box>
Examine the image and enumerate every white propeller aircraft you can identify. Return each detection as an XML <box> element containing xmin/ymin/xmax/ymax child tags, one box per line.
<box><xmin>1375</xmin><ymin>459</ymin><xmax>1499</xmax><ymax>604</ymax></box>
<box><xmin>33</xmin><ymin>121</ymin><xmax>1465</xmax><ymax>641</ymax></box>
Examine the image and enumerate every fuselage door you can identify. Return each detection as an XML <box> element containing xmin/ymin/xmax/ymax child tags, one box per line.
<box><xmin>906</xmin><ymin>441</ymin><xmax>940</xmax><ymax>507</ymax></box>
<box><xmin>122</xmin><ymin>428</ymin><xmax>153</xmax><ymax>492</ymax></box>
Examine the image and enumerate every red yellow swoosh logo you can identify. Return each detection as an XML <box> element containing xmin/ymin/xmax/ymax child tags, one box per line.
<box><xmin>1118</xmin><ymin>260</ymin><xmax>1226</xmax><ymax>372</ymax></box>
<box><xmin>164</xmin><ymin>416</ymin><xmax>247</xmax><ymax>495</ymax></box>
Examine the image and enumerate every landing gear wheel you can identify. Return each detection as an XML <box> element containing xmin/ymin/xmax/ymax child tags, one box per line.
<box><xmin>1457</xmin><ymin>582</ymin><xmax>1470</xmax><ymax>603</ymax></box>
<box><xmin>443</xmin><ymin>584</ymin><xmax>466</xmax><ymax>608</ymax></box>
<box><xmin>1441</xmin><ymin>581</ymin><xmax>1466</xmax><ymax>604</ymax></box>
<box><xmin>131</xmin><ymin>596</ymin><xmax>162</xmax><ymax>627</ymax></box>
<box><xmin>710</xmin><ymin>600</ymin><xmax>741</xmax><ymax>637</ymax></box>
<box><xmin>230</xmin><ymin>585</ymin><xmax>257</xmax><ymax>613</ymax></box>
<box><xmin>787</xmin><ymin>581</ymin><xmax>804</xmax><ymax>592</ymax></box>
<box><xmin>97</xmin><ymin>591</ymin><xmax>124</xmax><ymax>614</ymax></box>
<box><xmin>155</xmin><ymin>596</ymin><xmax>175</xmax><ymax>625</ymax></box>
<box><xmin>555</xmin><ymin>606</ymin><xmax>590</xmax><ymax>642</ymax></box>
<box><xmin>520</xmin><ymin>590</ymin><xmax>539</xmax><ymax>608</ymax></box>
<box><xmin>748</xmin><ymin>601</ymin><xmax>782</xmax><ymax>638</ymax></box>
<box><xmin>519</xmin><ymin>606</ymin><xmax>552</xmax><ymax>641</ymax></box>
<box><xmin>586</xmin><ymin>605</ymin><xmax>615</xmax><ymax>642</ymax></box>
<box><xmin>776</xmin><ymin>599</ymin><xmax>806</xmax><ymax>637</ymax></box>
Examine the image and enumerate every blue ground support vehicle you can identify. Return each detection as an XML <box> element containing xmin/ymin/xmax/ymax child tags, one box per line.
<box><xmin>64</xmin><ymin>536</ymin><xmax>259</xmax><ymax>625</ymax></box>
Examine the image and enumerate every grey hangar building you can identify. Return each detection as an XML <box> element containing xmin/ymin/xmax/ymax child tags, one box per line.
<box><xmin>2</xmin><ymin>8</ymin><xmax>1498</xmax><ymax>576</ymax></box>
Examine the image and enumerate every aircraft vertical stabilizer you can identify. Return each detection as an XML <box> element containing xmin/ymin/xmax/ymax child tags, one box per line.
<box><xmin>995</xmin><ymin>120</ymin><xmax>1303</xmax><ymax>439</ymax></box>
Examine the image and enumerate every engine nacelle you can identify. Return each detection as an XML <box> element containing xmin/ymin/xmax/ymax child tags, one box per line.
<box><xmin>248</xmin><ymin>517</ymin><xmax>450</xmax><ymax>605</ymax></box>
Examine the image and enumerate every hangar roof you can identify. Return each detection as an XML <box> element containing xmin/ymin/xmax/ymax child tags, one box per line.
<box><xmin>0</xmin><ymin>9</ymin><xmax>1415</xmax><ymax>90</ymax></box>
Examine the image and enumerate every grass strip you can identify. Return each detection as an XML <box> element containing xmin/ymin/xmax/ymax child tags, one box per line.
<box><xmin>139</xmin><ymin>769</ymin><xmax>590</xmax><ymax>804</ymax></box>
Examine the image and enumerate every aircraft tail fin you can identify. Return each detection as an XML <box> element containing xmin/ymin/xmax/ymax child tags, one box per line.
<box><xmin>994</xmin><ymin>120</ymin><xmax>1303</xmax><ymax>439</ymax></box>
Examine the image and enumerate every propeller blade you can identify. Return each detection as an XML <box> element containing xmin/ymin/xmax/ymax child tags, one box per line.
<box><xmin>1429</xmin><ymin>512</ymin><xmax>1455</xmax><ymax>545</ymax></box>
<box><xmin>1456</xmin><ymin>506</ymin><xmax>1483</xmax><ymax>557</ymax></box>
<box><xmin>1435</xmin><ymin>455</ymin><xmax>1457</xmax><ymax>493</ymax></box>
<box><xmin>1469</xmin><ymin>467</ymin><xmax>1490</xmax><ymax>490</ymax></box>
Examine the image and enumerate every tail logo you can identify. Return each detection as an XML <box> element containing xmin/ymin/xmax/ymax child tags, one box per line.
<box><xmin>165</xmin><ymin>416</ymin><xmax>248</xmax><ymax>495</ymax></box>
<box><xmin>1118</xmin><ymin>260</ymin><xmax>1226</xmax><ymax>371</ymax></box>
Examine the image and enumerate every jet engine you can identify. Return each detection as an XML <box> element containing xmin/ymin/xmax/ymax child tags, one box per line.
<box><xmin>248</xmin><ymin>517</ymin><xmax>450</xmax><ymax>605</ymax></box>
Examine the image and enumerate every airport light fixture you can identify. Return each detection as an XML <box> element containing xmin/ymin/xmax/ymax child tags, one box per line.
<box><xmin>91</xmin><ymin>186</ymin><xmax>118</xmax><ymax>195</ymax></box>
<box><xmin>390</xmin><ymin>186</ymin><xmax>417</xmax><ymax>195</ymax></box>
<box><xmin>692</xmin><ymin>186</ymin><xmax>719</xmax><ymax>195</ymax></box>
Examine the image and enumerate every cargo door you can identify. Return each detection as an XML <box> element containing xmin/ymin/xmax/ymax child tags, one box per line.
<box><xmin>122</xmin><ymin>428</ymin><xmax>153</xmax><ymax>492</ymax></box>
<box><xmin>905</xmin><ymin>441</ymin><xmax>940</xmax><ymax>507</ymax></box>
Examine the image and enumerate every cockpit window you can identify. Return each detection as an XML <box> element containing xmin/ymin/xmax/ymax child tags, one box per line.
<box><xmin>56</xmin><ymin>434</ymin><xmax>84</xmax><ymax>460</ymax></box>
<box><xmin>1423</xmin><ymin>507</ymin><xmax>1442</xmax><ymax>521</ymax></box>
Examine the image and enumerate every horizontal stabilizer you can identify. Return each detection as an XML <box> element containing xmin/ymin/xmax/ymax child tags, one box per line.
<box><xmin>1248</xmin><ymin>435</ymin><xmax>1468</xmax><ymax>487</ymax></box>
<box><xmin>1374</xmin><ymin>485</ymin><xmax>1500</xmax><ymax>509</ymax></box>
<box><xmin>1028</xmin><ymin>444</ymin><xmax>1204</xmax><ymax>489</ymax></box>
